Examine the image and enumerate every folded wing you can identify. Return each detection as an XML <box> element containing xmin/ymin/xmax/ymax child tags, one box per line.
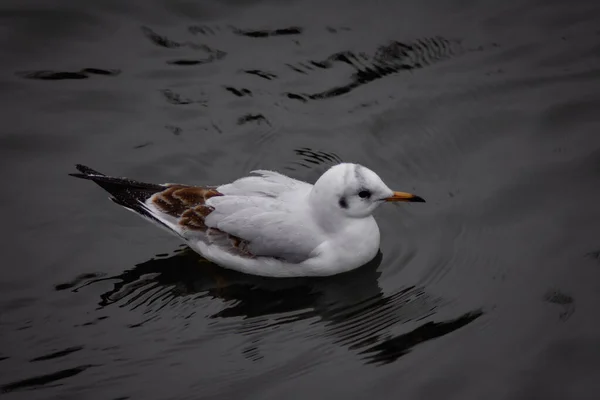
<box><xmin>204</xmin><ymin>195</ymin><xmax>322</xmax><ymax>263</ymax></box>
<box><xmin>70</xmin><ymin>165</ymin><xmax>321</xmax><ymax>263</ymax></box>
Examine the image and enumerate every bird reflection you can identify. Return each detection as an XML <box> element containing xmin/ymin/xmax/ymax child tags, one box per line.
<box><xmin>85</xmin><ymin>245</ymin><xmax>384</xmax><ymax>317</ymax></box>
<box><xmin>73</xmin><ymin>246</ymin><xmax>482</xmax><ymax>365</ymax></box>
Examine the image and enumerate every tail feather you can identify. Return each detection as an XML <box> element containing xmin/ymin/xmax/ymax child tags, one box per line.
<box><xmin>71</xmin><ymin>164</ymin><xmax>106</xmax><ymax>177</ymax></box>
<box><xmin>69</xmin><ymin>164</ymin><xmax>178</xmax><ymax>234</ymax></box>
<box><xmin>69</xmin><ymin>164</ymin><xmax>164</xmax><ymax>193</ymax></box>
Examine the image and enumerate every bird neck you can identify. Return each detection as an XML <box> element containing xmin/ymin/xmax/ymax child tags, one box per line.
<box><xmin>307</xmin><ymin>189</ymin><xmax>352</xmax><ymax>234</ymax></box>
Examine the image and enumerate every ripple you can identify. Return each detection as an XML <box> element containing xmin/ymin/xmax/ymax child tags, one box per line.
<box><xmin>55</xmin><ymin>272</ymin><xmax>106</xmax><ymax>291</ymax></box>
<box><xmin>78</xmin><ymin>247</ymin><xmax>382</xmax><ymax>316</ymax></box>
<box><xmin>142</xmin><ymin>26</ymin><xmax>178</xmax><ymax>48</ymax></box>
<box><xmin>284</xmin><ymin>36</ymin><xmax>464</xmax><ymax>101</ymax></box>
<box><xmin>141</xmin><ymin>25</ymin><xmax>227</xmax><ymax>66</ymax></box>
<box><xmin>30</xmin><ymin>346</ymin><xmax>84</xmax><ymax>362</ymax></box>
<box><xmin>1</xmin><ymin>364</ymin><xmax>95</xmax><ymax>393</ymax></box>
<box><xmin>164</xmin><ymin>125</ymin><xmax>182</xmax><ymax>136</ymax></box>
<box><xmin>224</xmin><ymin>86</ymin><xmax>253</xmax><ymax>97</ymax></box>
<box><xmin>188</xmin><ymin>25</ymin><xmax>221</xmax><ymax>36</ymax></box>
<box><xmin>359</xmin><ymin>309</ymin><xmax>484</xmax><ymax>365</ymax></box>
<box><xmin>282</xmin><ymin>147</ymin><xmax>344</xmax><ymax>174</ymax></box>
<box><xmin>237</xmin><ymin>113</ymin><xmax>271</xmax><ymax>126</ymax></box>
<box><xmin>67</xmin><ymin>246</ymin><xmax>463</xmax><ymax>367</ymax></box>
<box><xmin>16</xmin><ymin>68</ymin><xmax>120</xmax><ymax>80</ymax></box>
<box><xmin>141</xmin><ymin>26</ymin><xmax>196</xmax><ymax>50</ymax></box>
<box><xmin>232</xmin><ymin>26</ymin><xmax>303</xmax><ymax>38</ymax></box>
<box><xmin>160</xmin><ymin>89</ymin><xmax>207</xmax><ymax>106</ymax></box>
<box><xmin>544</xmin><ymin>290</ymin><xmax>575</xmax><ymax>321</ymax></box>
<box><xmin>585</xmin><ymin>250</ymin><xmax>600</xmax><ymax>262</ymax></box>
<box><xmin>133</xmin><ymin>142</ymin><xmax>152</xmax><ymax>150</ymax></box>
<box><xmin>244</xmin><ymin>70</ymin><xmax>277</xmax><ymax>80</ymax></box>
<box><xmin>321</xmin><ymin>286</ymin><xmax>442</xmax><ymax>351</ymax></box>
<box><xmin>167</xmin><ymin>58</ymin><xmax>220</xmax><ymax>66</ymax></box>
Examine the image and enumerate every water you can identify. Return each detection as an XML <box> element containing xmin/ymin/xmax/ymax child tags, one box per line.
<box><xmin>2</xmin><ymin>0</ymin><xmax>600</xmax><ymax>398</ymax></box>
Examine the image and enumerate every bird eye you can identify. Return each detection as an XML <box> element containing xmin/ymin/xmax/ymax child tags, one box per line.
<box><xmin>358</xmin><ymin>190</ymin><xmax>371</xmax><ymax>199</ymax></box>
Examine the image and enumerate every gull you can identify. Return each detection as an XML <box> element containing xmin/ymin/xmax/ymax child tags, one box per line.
<box><xmin>70</xmin><ymin>163</ymin><xmax>424</xmax><ymax>277</ymax></box>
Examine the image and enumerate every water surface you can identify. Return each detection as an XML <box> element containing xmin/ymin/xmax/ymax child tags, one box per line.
<box><xmin>2</xmin><ymin>0</ymin><xmax>600</xmax><ymax>399</ymax></box>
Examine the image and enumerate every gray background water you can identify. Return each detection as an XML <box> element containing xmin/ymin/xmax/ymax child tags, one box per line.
<box><xmin>2</xmin><ymin>0</ymin><xmax>600</xmax><ymax>399</ymax></box>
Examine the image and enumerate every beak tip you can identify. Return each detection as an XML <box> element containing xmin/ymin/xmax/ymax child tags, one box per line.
<box><xmin>386</xmin><ymin>192</ymin><xmax>426</xmax><ymax>203</ymax></box>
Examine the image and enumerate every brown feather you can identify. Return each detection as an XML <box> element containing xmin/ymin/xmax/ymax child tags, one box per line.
<box><xmin>151</xmin><ymin>185</ymin><xmax>253</xmax><ymax>257</ymax></box>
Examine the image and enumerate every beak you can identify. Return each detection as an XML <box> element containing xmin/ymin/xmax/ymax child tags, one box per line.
<box><xmin>385</xmin><ymin>191</ymin><xmax>426</xmax><ymax>203</ymax></box>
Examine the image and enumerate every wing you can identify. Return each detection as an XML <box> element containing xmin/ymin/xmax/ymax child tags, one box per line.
<box><xmin>70</xmin><ymin>165</ymin><xmax>320</xmax><ymax>262</ymax></box>
<box><xmin>209</xmin><ymin>170</ymin><xmax>320</xmax><ymax>262</ymax></box>
<box><xmin>217</xmin><ymin>169</ymin><xmax>312</xmax><ymax>200</ymax></box>
<box><xmin>69</xmin><ymin>164</ymin><xmax>225</xmax><ymax>241</ymax></box>
<box><xmin>204</xmin><ymin>195</ymin><xmax>322</xmax><ymax>263</ymax></box>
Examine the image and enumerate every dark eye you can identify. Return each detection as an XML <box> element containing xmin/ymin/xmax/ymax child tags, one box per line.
<box><xmin>358</xmin><ymin>190</ymin><xmax>371</xmax><ymax>199</ymax></box>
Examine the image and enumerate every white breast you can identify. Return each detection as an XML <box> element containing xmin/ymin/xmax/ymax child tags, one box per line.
<box><xmin>318</xmin><ymin>216</ymin><xmax>381</xmax><ymax>274</ymax></box>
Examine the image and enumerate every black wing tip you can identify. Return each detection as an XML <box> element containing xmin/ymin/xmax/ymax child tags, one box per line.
<box><xmin>75</xmin><ymin>164</ymin><xmax>93</xmax><ymax>173</ymax></box>
<box><xmin>69</xmin><ymin>164</ymin><xmax>177</xmax><ymax>234</ymax></box>
<box><xmin>69</xmin><ymin>172</ymin><xmax>88</xmax><ymax>179</ymax></box>
<box><xmin>70</xmin><ymin>164</ymin><xmax>105</xmax><ymax>178</ymax></box>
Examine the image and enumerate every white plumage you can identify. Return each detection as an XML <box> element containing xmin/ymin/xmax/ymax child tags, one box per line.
<box><xmin>70</xmin><ymin>163</ymin><xmax>425</xmax><ymax>277</ymax></box>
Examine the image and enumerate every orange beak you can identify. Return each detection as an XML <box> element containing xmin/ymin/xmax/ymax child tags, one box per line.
<box><xmin>385</xmin><ymin>191</ymin><xmax>426</xmax><ymax>203</ymax></box>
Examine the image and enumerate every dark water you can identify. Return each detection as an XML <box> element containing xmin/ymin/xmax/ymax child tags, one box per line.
<box><xmin>2</xmin><ymin>0</ymin><xmax>600</xmax><ymax>398</ymax></box>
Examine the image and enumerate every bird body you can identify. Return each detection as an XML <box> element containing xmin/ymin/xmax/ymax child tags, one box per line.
<box><xmin>70</xmin><ymin>163</ymin><xmax>424</xmax><ymax>277</ymax></box>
